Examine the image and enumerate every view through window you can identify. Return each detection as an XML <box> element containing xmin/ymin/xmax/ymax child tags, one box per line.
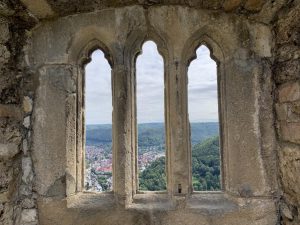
<box><xmin>84</xmin><ymin>50</ymin><xmax>113</xmax><ymax>192</ymax></box>
<box><xmin>136</xmin><ymin>41</ymin><xmax>166</xmax><ymax>191</ymax></box>
<box><xmin>83</xmin><ymin>45</ymin><xmax>220</xmax><ymax>192</ymax></box>
<box><xmin>188</xmin><ymin>46</ymin><xmax>221</xmax><ymax>191</ymax></box>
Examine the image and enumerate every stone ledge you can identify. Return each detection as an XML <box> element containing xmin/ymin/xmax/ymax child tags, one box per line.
<box><xmin>62</xmin><ymin>191</ymin><xmax>275</xmax><ymax>214</ymax></box>
<box><xmin>38</xmin><ymin>192</ymin><xmax>277</xmax><ymax>225</ymax></box>
<box><xmin>66</xmin><ymin>192</ymin><xmax>116</xmax><ymax>210</ymax></box>
<box><xmin>186</xmin><ymin>193</ymin><xmax>238</xmax><ymax>214</ymax></box>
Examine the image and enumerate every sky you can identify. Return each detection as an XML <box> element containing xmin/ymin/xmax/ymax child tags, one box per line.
<box><xmin>85</xmin><ymin>41</ymin><xmax>218</xmax><ymax>125</ymax></box>
<box><xmin>188</xmin><ymin>45</ymin><xmax>218</xmax><ymax>122</ymax></box>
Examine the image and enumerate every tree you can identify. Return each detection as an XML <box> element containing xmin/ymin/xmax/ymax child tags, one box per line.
<box><xmin>192</xmin><ymin>136</ymin><xmax>221</xmax><ymax>191</ymax></box>
<box><xmin>139</xmin><ymin>156</ymin><xmax>166</xmax><ymax>191</ymax></box>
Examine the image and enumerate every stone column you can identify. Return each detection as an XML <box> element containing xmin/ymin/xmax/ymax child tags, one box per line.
<box><xmin>166</xmin><ymin>57</ymin><xmax>190</xmax><ymax>195</ymax></box>
<box><xmin>76</xmin><ymin>66</ymin><xmax>84</xmax><ymax>192</ymax></box>
<box><xmin>32</xmin><ymin>65</ymin><xmax>77</xmax><ymax>197</ymax></box>
<box><xmin>112</xmin><ymin>64</ymin><xmax>133</xmax><ymax>206</ymax></box>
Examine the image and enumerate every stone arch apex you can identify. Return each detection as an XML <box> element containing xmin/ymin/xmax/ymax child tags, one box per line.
<box><xmin>183</xmin><ymin>31</ymin><xmax>226</xmax><ymax>67</ymax></box>
<box><xmin>124</xmin><ymin>29</ymin><xmax>169</xmax><ymax>65</ymax></box>
<box><xmin>77</xmin><ymin>39</ymin><xmax>113</xmax><ymax>67</ymax></box>
<box><xmin>67</xmin><ymin>27</ymin><xmax>114</xmax><ymax>67</ymax></box>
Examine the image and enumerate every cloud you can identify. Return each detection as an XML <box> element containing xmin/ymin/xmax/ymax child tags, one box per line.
<box><xmin>136</xmin><ymin>41</ymin><xmax>164</xmax><ymax>123</ymax></box>
<box><xmin>85</xmin><ymin>50</ymin><xmax>112</xmax><ymax>124</ymax></box>
<box><xmin>85</xmin><ymin>43</ymin><xmax>218</xmax><ymax>124</ymax></box>
<box><xmin>187</xmin><ymin>46</ymin><xmax>219</xmax><ymax>122</ymax></box>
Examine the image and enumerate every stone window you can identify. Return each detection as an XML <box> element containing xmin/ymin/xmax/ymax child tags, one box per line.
<box><xmin>84</xmin><ymin>49</ymin><xmax>113</xmax><ymax>192</ymax></box>
<box><xmin>30</xmin><ymin>7</ymin><xmax>278</xmax><ymax>224</ymax></box>
<box><xmin>187</xmin><ymin>45</ymin><xmax>221</xmax><ymax>192</ymax></box>
<box><xmin>135</xmin><ymin>41</ymin><xmax>166</xmax><ymax>192</ymax></box>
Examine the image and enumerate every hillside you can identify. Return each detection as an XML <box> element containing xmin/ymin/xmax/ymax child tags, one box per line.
<box><xmin>192</xmin><ymin>136</ymin><xmax>221</xmax><ymax>191</ymax></box>
<box><xmin>86</xmin><ymin>122</ymin><xmax>219</xmax><ymax>146</ymax></box>
<box><xmin>139</xmin><ymin>136</ymin><xmax>221</xmax><ymax>191</ymax></box>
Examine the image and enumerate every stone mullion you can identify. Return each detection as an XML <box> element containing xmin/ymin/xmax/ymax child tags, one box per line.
<box><xmin>112</xmin><ymin>64</ymin><xmax>133</xmax><ymax>206</ymax></box>
<box><xmin>167</xmin><ymin>59</ymin><xmax>190</xmax><ymax>195</ymax></box>
<box><xmin>76</xmin><ymin>66</ymin><xmax>84</xmax><ymax>193</ymax></box>
<box><xmin>164</xmin><ymin>58</ymin><xmax>172</xmax><ymax>195</ymax></box>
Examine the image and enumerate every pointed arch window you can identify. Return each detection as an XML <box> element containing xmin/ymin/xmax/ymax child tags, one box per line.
<box><xmin>135</xmin><ymin>41</ymin><xmax>166</xmax><ymax>192</ymax></box>
<box><xmin>187</xmin><ymin>45</ymin><xmax>221</xmax><ymax>192</ymax></box>
<box><xmin>84</xmin><ymin>49</ymin><xmax>113</xmax><ymax>192</ymax></box>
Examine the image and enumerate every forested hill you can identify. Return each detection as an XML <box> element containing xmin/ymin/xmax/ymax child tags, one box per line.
<box><xmin>86</xmin><ymin>122</ymin><xmax>219</xmax><ymax>146</ymax></box>
<box><xmin>192</xmin><ymin>136</ymin><xmax>220</xmax><ymax>190</ymax></box>
<box><xmin>139</xmin><ymin>135</ymin><xmax>221</xmax><ymax>191</ymax></box>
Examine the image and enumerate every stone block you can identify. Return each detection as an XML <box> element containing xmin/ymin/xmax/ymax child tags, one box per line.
<box><xmin>0</xmin><ymin>162</ymin><xmax>12</xmax><ymax>189</ymax></box>
<box><xmin>291</xmin><ymin>101</ymin><xmax>300</xmax><ymax>115</ymax></box>
<box><xmin>249</xmin><ymin>24</ymin><xmax>272</xmax><ymax>57</ymax></box>
<box><xmin>274</xmin><ymin>59</ymin><xmax>300</xmax><ymax>84</ymax></box>
<box><xmin>0</xmin><ymin>120</ymin><xmax>22</xmax><ymax>144</ymax></box>
<box><xmin>244</xmin><ymin>0</ymin><xmax>265</xmax><ymax>11</ymax></box>
<box><xmin>20</xmin><ymin>0</ymin><xmax>55</xmax><ymax>19</ymax></box>
<box><xmin>0</xmin><ymin>202</ymin><xmax>13</xmax><ymax>225</ymax></box>
<box><xmin>0</xmin><ymin>21</ymin><xmax>9</xmax><ymax>43</ymax></box>
<box><xmin>23</xmin><ymin>116</ymin><xmax>31</xmax><ymax>128</ymax></box>
<box><xmin>280</xmin><ymin>122</ymin><xmax>300</xmax><ymax>144</ymax></box>
<box><xmin>0</xmin><ymin>2</ymin><xmax>15</xmax><ymax>16</ymax></box>
<box><xmin>0</xmin><ymin>45</ymin><xmax>10</xmax><ymax>64</ymax></box>
<box><xmin>23</xmin><ymin>139</ymin><xmax>28</xmax><ymax>155</ymax></box>
<box><xmin>0</xmin><ymin>104</ymin><xmax>22</xmax><ymax>119</ymax></box>
<box><xmin>276</xmin><ymin>5</ymin><xmax>300</xmax><ymax>45</ymax></box>
<box><xmin>22</xmin><ymin>157</ymin><xmax>33</xmax><ymax>185</ymax></box>
<box><xmin>23</xmin><ymin>96</ymin><xmax>33</xmax><ymax>113</ymax></box>
<box><xmin>20</xmin><ymin>209</ymin><xmax>37</xmax><ymax>224</ymax></box>
<box><xmin>287</xmin><ymin>101</ymin><xmax>300</xmax><ymax>122</ymax></box>
<box><xmin>19</xmin><ymin>184</ymin><xmax>32</xmax><ymax>196</ymax></box>
<box><xmin>223</xmin><ymin>0</ymin><xmax>241</xmax><ymax>11</ymax></box>
<box><xmin>276</xmin><ymin>103</ymin><xmax>288</xmax><ymax>121</ymax></box>
<box><xmin>202</xmin><ymin>0</ymin><xmax>223</xmax><ymax>9</ymax></box>
<box><xmin>0</xmin><ymin>202</ymin><xmax>3</xmax><ymax>214</ymax></box>
<box><xmin>0</xmin><ymin>191</ymin><xmax>8</xmax><ymax>202</ymax></box>
<box><xmin>278</xmin><ymin>82</ymin><xmax>300</xmax><ymax>103</ymax></box>
<box><xmin>21</xmin><ymin>198</ymin><xmax>35</xmax><ymax>209</ymax></box>
<box><xmin>279</xmin><ymin>145</ymin><xmax>300</xmax><ymax>205</ymax></box>
<box><xmin>276</xmin><ymin>101</ymin><xmax>300</xmax><ymax>122</ymax></box>
<box><xmin>0</xmin><ymin>143</ymin><xmax>19</xmax><ymax>160</ymax></box>
<box><xmin>281</xmin><ymin>202</ymin><xmax>293</xmax><ymax>220</ymax></box>
<box><xmin>277</xmin><ymin>44</ymin><xmax>300</xmax><ymax>62</ymax></box>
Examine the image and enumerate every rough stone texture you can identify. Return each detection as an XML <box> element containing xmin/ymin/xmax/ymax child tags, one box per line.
<box><xmin>0</xmin><ymin>143</ymin><xmax>19</xmax><ymax>160</ymax></box>
<box><xmin>23</xmin><ymin>96</ymin><xmax>33</xmax><ymax>114</ymax></box>
<box><xmin>27</xmin><ymin>3</ymin><xmax>279</xmax><ymax>225</ymax></box>
<box><xmin>23</xmin><ymin>116</ymin><xmax>30</xmax><ymax>129</ymax></box>
<box><xmin>0</xmin><ymin>0</ymin><xmax>299</xmax><ymax>225</ymax></box>
<box><xmin>273</xmin><ymin>1</ymin><xmax>300</xmax><ymax>224</ymax></box>
<box><xmin>19</xmin><ymin>208</ymin><xmax>38</xmax><ymax>224</ymax></box>
<box><xmin>21</xmin><ymin>0</ymin><xmax>268</xmax><ymax>19</ymax></box>
<box><xmin>278</xmin><ymin>82</ymin><xmax>300</xmax><ymax>103</ymax></box>
<box><xmin>279</xmin><ymin>145</ymin><xmax>300</xmax><ymax>206</ymax></box>
<box><xmin>223</xmin><ymin>0</ymin><xmax>242</xmax><ymax>12</ymax></box>
<box><xmin>0</xmin><ymin>1</ymin><xmax>37</xmax><ymax>225</ymax></box>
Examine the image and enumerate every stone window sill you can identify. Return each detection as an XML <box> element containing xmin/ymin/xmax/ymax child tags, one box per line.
<box><xmin>67</xmin><ymin>192</ymin><xmax>116</xmax><ymax>210</ymax></box>
<box><xmin>65</xmin><ymin>191</ymin><xmax>275</xmax><ymax>215</ymax></box>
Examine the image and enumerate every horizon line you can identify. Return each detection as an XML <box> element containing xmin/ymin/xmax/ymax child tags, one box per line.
<box><xmin>86</xmin><ymin>121</ymin><xmax>219</xmax><ymax>125</ymax></box>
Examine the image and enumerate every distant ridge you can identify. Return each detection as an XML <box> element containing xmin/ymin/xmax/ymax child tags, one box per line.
<box><xmin>86</xmin><ymin>122</ymin><xmax>219</xmax><ymax>146</ymax></box>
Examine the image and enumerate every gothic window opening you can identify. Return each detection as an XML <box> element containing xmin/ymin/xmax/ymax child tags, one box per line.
<box><xmin>84</xmin><ymin>49</ymin><xmax>113</xmax><ymax>192</ymax></box>
<box><xmin>136</xmin><ymin>41</ymin><xmax>166</xmax><ymax>191</ymax></box>
<box><xmin>188</xmin><ymin>45</ymin><xmax>221</xmax><ymax>191</ymax></box>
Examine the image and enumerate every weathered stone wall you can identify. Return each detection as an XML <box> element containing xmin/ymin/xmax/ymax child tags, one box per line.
<box><xmin>274</xmin><ymin>1</ymin><xmax>300</xmax><ymax>224</ymax></box>
<box><xmin>27</xmin><ymin>4</ymin><xmax>279</xmax><ymax>225</ymax></box>
<box><xmin>0</xmin><ymin>0</ymin><xmax>299</xmax><ymax>225</ymax></box>
<box><xmin>0</xmin><ymin>1</ymin><xmax>37</xmax><ymax>225</ymax></box>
